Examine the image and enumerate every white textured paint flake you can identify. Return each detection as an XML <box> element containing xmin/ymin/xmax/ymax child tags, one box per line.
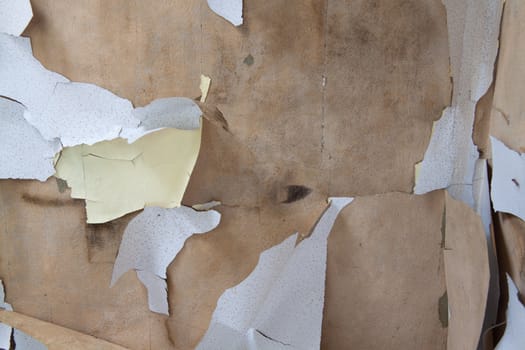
<box><xmin>111</xmin><ymin>206</ymin><xmax>221</xmax><ymax>314</ymax></box>
<box><xmin>197</xmin><ymin>198</ymin><xmax>354</xmax><ymax>350</ymax></box>
<box><xmin>490</xmin><ymin>137</ymin><xmax>525</xmax><ymax>221</ymax></box>
<box><xmin>495</xmin><ymin>275</ymin><xmax>525</xmax><ymax>350</ymax></box>
<box><xmin>415</xmin><ymin>0</ymin><xmax>502</xmax><ymax>207</ymax></box>
<box><xmin>207</xmin><ymin>0</ymin><xmax>243</xmax><ymax>26</ymax></box>
<box><xmin>1</xmin><ymin>34</ymin><xmax>136</xmax><ymax>147</ymax></box>
<box><xmin>0</xmin><ymin>98</ymin><xmax>60</xmax><ymax>181</ymax></box>
<box><xmin>0</xmin><ymin>0</ymin><xmax>33</xmax><ymax>36</ymax></box>
<box><xmin>415</xmin><ymin>1</ymin><xmax>503</xmax><ymax>336</ymax></box>
<box><xmin>27</xmin><ymin>82</ymin><xmax>137</xmax><ymax>147</ymax></box>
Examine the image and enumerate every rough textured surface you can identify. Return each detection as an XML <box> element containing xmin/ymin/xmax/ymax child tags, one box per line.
<box><xmin>1</xmin><ymin>0</ymin><xmax>451</xmax><ymax>349</ymax></box>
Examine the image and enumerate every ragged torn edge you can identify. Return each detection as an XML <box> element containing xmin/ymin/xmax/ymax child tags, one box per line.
<box><xmin>490</xmin><ymin>136</ymin><xmax>525</xmax><ymax>222</ymax></box>
<box><xmin>207</xmin><ymin>0</ymin><xmax>243</xmax><ymax>26</ymax></box>
<box><xmin>0</xmin><ymin>97</ymin><xmax>60</xmax><ymax>181</ymax></box>
<box><xmin>54</xmin><ymin>119</ymin><xmax>202</xmax><ymax>223</ymax></box>
<box><xmin>494</xmin><ymin>275</ymin><xmax>525</xmax><ymax>350</ymax></box>
<box><xmin>196</xmin><ymin>197</ymin><xmax>354</xmax><ymax>350</ymax></box>
<box><xmin>414</xmin><ymin>1</ymin><xmax>503</xmax><ymax>332</ymax></box>
<box><xmin>0</xmin><ymin>0</ymin><xmax>33</xmax><ymax>36</ymax></box>
<box><xmin>0</xmin><ymin>33</ymin><xmax>203</xmax><ymax>147</ymax></box>
<box><xmin>111</xmin><ymin>206</ymin><xmax>221</xmax><ymax>315</ymax></box>
<box><xmin>1</xmin><ymin>31</ymin><xmax>209</xmax><ymax>223</ymax></box>
<box><xmin>1</xmin><ymin>280</ymin><xmax>48</xmax><ymax>350</ymax></box>
<box><xmin>200</xmin><ymin>75</ymin><xmax>212</xmax><ymax>103</ymax></box>
<box><xmin>414</xmin><ymin>0</ymin><xmax>503</xmax><ymax>208</ymax></box>
<box><xmin>442</xmin><ymin>193</ymin><xmax>491</xmax><ymax>350</ymax></box>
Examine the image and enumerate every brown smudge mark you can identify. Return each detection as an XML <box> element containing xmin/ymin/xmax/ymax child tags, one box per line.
<box><xmin>440</xmin><ymin>205</ymin><xmax>446</xmax><ymax>249</ymax></box>
<box><xmin>438</xmin><ymin>291</ymin><xmax>449</xmax><ymax>328</ymax></box>
<box><xmin>55</xmin><ymin>177</ymin><xmax>68</xmax><ymax>193</ymax></box>
<box><xmin>243</xmin><ymin>54</ymin><xmax>254</xmax><ymax>66</ymax></box>
<box><xmin>21</xmin><ymin>193</ymin><xmax>82</xmax><ymax>207</ymax></box>
<box><xmin>84</xmin><ymin>213</ymin><xmax>136</xmax><ymax>263</ymax></box>
<box><xmin>282</xmin><ymin>185</ymin><xmax>313</xmax><ymax>204</ymax></box>
<box><xmin>473</xmin><ymin>82</ymin><xmax>495</xmax><ymax>158</ymax></box>
<box><xmin>85</xmin><ymin>220</ymin><xmax>127</xmax><ymax>250</ymax></box>
<box><xmin>86</xmin><ymin>225</ymin><xmax>106</xmax><ymax>249</ymax></box>
<box><xmin>198</xmin><ymin>102</ymin><xmax>229</xmax><ymax>132</ymax></box>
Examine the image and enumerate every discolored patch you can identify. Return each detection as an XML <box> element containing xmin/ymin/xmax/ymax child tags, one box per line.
<box><xmin>21</xmin><ymin>193</ymin><xmax>81</xmax><ymax>207</ymax></box>
<box><xmin>282</xmin><ymin>185</ymin><xmax>313</xmax><ymax>204</ymax></box>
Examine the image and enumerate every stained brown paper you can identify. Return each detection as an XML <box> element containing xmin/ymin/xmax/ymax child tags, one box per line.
<box><xmin>322</xmin><ymin>191</ymin><xmax>448</xmax><ymax>350</ymax></box>
<box><xmin>490</xmin><ymin>0</ymin><xmax>525</xmax><ymax>154</ymax></box>
<box><xmin>323</xmin><ymin>191</ymin><xmax>489</xmax><ymax>350</ymax></box>
<box><xmin>0</xmin><ymin>0</ymin><xmax>486</xmax><ymax>349</ymax></box>
<box><xmin>443</xmin><ymin>193</ymin><xmax>490</xmax><ymax>350</ymax></box>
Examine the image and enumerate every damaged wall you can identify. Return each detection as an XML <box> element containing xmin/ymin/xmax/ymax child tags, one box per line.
<box><xmin>0</xmin><ymin>0</ymin><xmax>515</xmax><ymax>349</ymax></box>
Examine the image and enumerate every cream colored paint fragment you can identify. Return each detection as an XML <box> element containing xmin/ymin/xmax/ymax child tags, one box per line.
<box><xmin>199</xmin><ymin>75</ymin><xmax>212</xmax><ymax>103</ymax></box>
<box><xmin>0</xmin><ymin>0</ymin><xmax>33</xmax><ymax>36</ymax></box>
<box><xmin>0</xmin><ymin>310</ymin><xmax>128</xmax><ymax>350</ymax></box>
<box><xmin>55</xmin><ymin>126</ymin><xmax>201</xmax><ymax>223</ymax></box>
